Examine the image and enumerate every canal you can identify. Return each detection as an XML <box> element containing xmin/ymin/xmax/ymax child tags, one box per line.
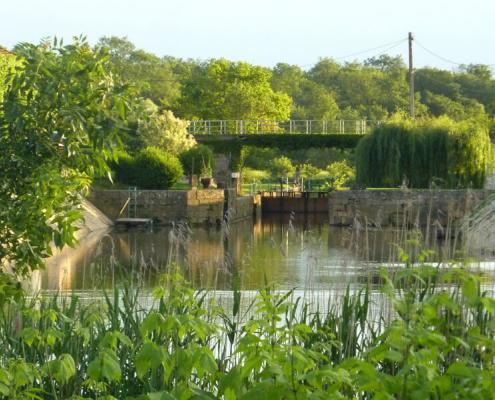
<box><xmin>35</xmin><ymin>215</ymin><xmax>495</xmax><ymax>295</ymax></box>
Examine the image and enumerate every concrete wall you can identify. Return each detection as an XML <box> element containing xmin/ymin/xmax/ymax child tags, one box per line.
<box><xmin>328</xmin><ymin>189</ymin><xmax>493</xmax><ymax>227</ymax></box>
<box><xmin>89</xmin><ymin>189</ymin><xmax>254</xmax><ymax>225</ymax></box>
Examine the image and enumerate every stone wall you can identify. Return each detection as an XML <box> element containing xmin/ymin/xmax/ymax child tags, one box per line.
<box><xmin>89</xmin><ymin>189</ymin><xmax>254</xmax><ymax>225</ymax></box>
<box><xmin>328</xmin><ymin>190</ymin><xmax>494</xmax><ymax>227</ymax></box>
<box><xmin>261</xmin><ymin>196</ymin><xmax>328</xmax><ymax>214</ymax></box>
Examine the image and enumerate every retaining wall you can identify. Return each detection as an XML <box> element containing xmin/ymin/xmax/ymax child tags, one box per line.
<box><xmin>328</xmin><ymin>190</ymin><xmax>494</xmax><ymax>227</ymax></box>
<box><xmin>89</xmin><ymin>189</ymin><xmax>254</xmax><ymax>225</ymax></box>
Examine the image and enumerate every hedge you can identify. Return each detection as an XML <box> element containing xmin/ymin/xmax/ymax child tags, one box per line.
<box><xmin>113</xmin><ymin>147</ymin><xmax>183</xmax><ymax>189</ymax></box>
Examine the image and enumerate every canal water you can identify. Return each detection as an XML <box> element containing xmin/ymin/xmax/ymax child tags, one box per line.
<box><xmin>36</xmin><ymin>215</ymin><xmax>495</xmax><ymax>295</ymax></box>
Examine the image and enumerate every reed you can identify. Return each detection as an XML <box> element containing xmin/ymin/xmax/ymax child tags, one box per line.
<box><xmin>1</xmin><ymin>255</ymin><xmax>495</xmax><ymax>399</ymax></box>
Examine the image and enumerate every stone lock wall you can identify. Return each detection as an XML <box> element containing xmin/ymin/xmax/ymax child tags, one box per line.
<box><xmin>328</xmin><ymin>190</ymin><xmax>493</xmax><ymax>227</ymax></box>
<box><xmin>89</xmin><ymin>189</ymin><xmax>254</xmax><ymax>225</ymax></box>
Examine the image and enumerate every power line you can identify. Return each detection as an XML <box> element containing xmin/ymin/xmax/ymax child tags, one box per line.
<box><xmin>334</xmin><ymin>38</ymin><xmax>407</xmax><ymax>61</ymax></box>
<box><xmin>415</xmin><ymin>39</ymin><xmax>495</xmax><ymax>67</ymax></box>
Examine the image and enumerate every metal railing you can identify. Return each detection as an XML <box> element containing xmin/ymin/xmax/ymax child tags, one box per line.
<box><xmin>188</xmin><ymin>120</ymin><xmax>380</xmax><ymax>135</ymax></box>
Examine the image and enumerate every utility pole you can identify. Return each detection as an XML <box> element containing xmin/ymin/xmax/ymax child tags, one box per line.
<box><xmin>408</xmin><ymin>32</ymin><xmax>415</xmax><ymax>119</ymax></box>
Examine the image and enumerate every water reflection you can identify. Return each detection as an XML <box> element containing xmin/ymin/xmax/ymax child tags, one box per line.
<box><xmin>40</xmin><ymin>215</ymin><xmax>495</xmax><ymax>293</ymax></box>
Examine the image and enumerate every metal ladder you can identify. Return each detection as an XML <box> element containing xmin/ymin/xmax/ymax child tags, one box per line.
<box><xmin>128</xmin><ymin>186</ymin><xmax>138</xmax><ymax>218</ymax></box>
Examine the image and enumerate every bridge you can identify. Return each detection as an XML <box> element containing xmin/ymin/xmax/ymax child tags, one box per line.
<box><xmin>188</xmin><ymin>119</ymin><xmax>380</xmax><ymax>136</ymax></box>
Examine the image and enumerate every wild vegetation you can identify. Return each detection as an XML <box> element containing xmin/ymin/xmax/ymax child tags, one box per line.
<box><xmin>1</xmin><ymin>258</ymin><xmax>495</xmax><ymax>399</ymax></box>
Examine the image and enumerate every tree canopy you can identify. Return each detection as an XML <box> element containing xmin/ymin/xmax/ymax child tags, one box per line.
<box><xmin>90</xmin><ymin>37</ymin><xmax>495</xmax><ymax>133</ymax></box>
<box><xmin>0</xmin><ymin>38</ymin><xmax>134</xmax><ymax>274</ymax></box>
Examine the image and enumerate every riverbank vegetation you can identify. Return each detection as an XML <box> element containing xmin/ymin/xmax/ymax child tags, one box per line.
<box><xmin>356</xmin><ymin>117</ymin><xmax>492</xmax><ymax>189</ymax></box>
<box><xmin>1</xmin><ymin>261</ymin><xmax>495</xmax><ymax>399</ymax></box>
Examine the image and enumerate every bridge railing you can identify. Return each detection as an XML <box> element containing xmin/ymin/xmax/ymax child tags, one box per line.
<box><xmin>188</xmin><ymin>120</ymin><xmax>381</xmax><ymax>135</ymax></box>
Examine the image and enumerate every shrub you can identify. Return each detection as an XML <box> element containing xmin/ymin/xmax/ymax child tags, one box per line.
<box><xmin>356</xmin><ymin>117</ymin><xmax>491</xmax><ymax>188</ymax></box>
<box><xmin>137</xmin><ymin>101</ymin><xmax>196</xmax><ymax>156</ymax></box>
<box><xmin>180</xmin><ymin>144</ymin><xmax>215</xmax><ymax>177</ymax></box>
<box><xmin>111</xmin><ymin>151</ymin><xmax>135</xmax><ymax>186</ymax></box>
<box><xmin>113</xmin><ymin>147</ymin><xmax>183</xmax><ymax>189</ymax></box>
<box><xmin>132</xmin><ymin>147</ymin><xmax>183</xmax><ymax>189</ymax></box>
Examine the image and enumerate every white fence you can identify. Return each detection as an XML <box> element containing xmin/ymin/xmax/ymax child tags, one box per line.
<box><xmin>188</xmin><ymin>120</ymin><xmax>380</xmax><ymax>135</ymax></box>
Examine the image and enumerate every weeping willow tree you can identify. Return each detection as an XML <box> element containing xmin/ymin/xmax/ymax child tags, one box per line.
<box><xmin>356</xmin><ymin>117</ymin><xmax>491</xmax><ymax>189</ymax></box>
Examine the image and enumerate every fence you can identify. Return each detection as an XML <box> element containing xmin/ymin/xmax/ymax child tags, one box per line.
<box><xmin>188</xmin><ymin>120</ymin><xmax>380</xmax><ymax>135</ymax></box>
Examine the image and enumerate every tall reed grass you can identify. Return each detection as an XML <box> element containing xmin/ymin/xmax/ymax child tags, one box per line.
<box><xmin>1</xmin><ymin>254</ymin><xmax>495</xmax><ymax>399</ymax></box>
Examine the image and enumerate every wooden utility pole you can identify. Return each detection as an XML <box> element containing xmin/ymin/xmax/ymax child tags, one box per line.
<box><xmin>408</xmin><ymin>32</ymin><xmax>415</xmax><ymax>119</ymax></box>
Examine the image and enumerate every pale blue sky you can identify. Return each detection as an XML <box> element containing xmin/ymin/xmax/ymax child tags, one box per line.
<box><xmin>2</xmin><ymin>0</ymin><xmax>494</xmax><ymax>70</ymax></box>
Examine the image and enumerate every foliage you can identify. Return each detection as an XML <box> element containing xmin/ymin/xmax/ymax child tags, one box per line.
<box><xmin>0</xmin><ymin>37</ymin><xmax>133</xmax><ymax>275</ymax></box>
<box><xmin>298</xmin><ymin>163</ymin><xmax>322</xmax><ymax>179</ymax></box>
<box><xmin>179</xmin><ymin>144</ymin><xmax>215</xmax><ymax>177</ymax></box>
<box><xmin>356</xmin><ymin>118</ymin><xmax>492</xmax><ymax>188</ymax></box>
<box><xmin>94</xmin><ymin>37</ymin><xmax>495</xmax><ymax>130</ymax></box>
<box><xmin>271</xmin><ymin>156</ymin><xmax>295</xmax><ymax>178</ymax></box>
<box><xmin>200</xmin><ymin>134</ymin><xmax>363</xmax><ymax>156</ymax></box>
<box><xmin>111</xmin><ymin>151</ymin><xmax>136</xmax><ymax>187</ymax></box>
<box><xmin>326</xmin><ymin>160</ymin><xmax>356</xmax><ymax>189</ymax></box>
<box><xmin>137</xmin><ymin>100</ymin><xmax>196</xmax><ymax>156</ymax></box>
<box><xmin>241</xmin><ymin>167</ymin><xmax>270</xmax><ymax>182</ymax></box>
<box><xmin>0</xmin><ymin>48</ymin><xmax>16</xmax><ymax>102</ymax></box>
<box><xmin>97</xmin><ymin>36</ymin><xmax>181</xmax><ymax>108</ymax></box>
<box><xmin>1</xmin><ymin>262</ymin><xmax>495</xmax><ymax>399</ymax></box>
<box><xmin>179</xmin><ymin>59</ymin><xmax>292</xmax><ymax>120</ymax></box>
<box><xmin>117</xmin><ymin>147</ymin><xmax>184</xmax><ymax>189</ymax></box>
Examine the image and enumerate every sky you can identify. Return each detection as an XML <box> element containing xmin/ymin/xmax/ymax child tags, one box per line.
<box><xmin>2</xmin><ymin>0</ymin><xmax>494</xmax><ymax>71</ymax></box>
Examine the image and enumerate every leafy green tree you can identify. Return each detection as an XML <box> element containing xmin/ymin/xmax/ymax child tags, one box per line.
<box><xmin>326</xmin><ymin>160</ymin><xmax>355</xmax><ymax>189</ymax></box>
<box><xmin>137</xmin><ymin>100</ymin><xmax>196</xmax><ymax>156</ymax></box>
<box><xmin>0</xmin><ymin>38</ymin><xmax>133</xmax><ymax>275</ymax></box>
<box><xmin>271</xmin><ymin>156</ymin><xmax>295</xmax><ymax>178</ymax></box>
<box><xmin>0</xmin><ymin>47</ymin><xmax>16</xmax><ymax>102</ymax></box>
<box><xmin>179</xmin><ymin>59</ymin><xmax>292</xmax><ymax>120</ymax></box>
<box><xmin>272</xmin><ymin>63</ymin><xmax>340</xmax><ymax>119</ymax></box>
<box><xmin>97</xmin><ymin>36</ymin><xmax>181</xmax><ymax>108</ymax></box>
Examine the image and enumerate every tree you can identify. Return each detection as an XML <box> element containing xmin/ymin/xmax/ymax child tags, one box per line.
<box><xmin>0</xmin><ymin>38</ymin><xmax>133</xmax><ymax>275</ymax></box>
<box><xmin>292</xmin><ymin>81</ymin><xmax>340</xmax><ymax>119</ymax></box>
<box><xmin>97</xmin><ymin>36</ymin><xmax>181</xmax><ymax>108</ymax></box>
<box><xmin>0</xmin><ymin>47</ymin><xmax>16</xmax><ymax>102</ymax></box>
<box><xmin>271</xmin><ymin>156</ymin><xmax>295</xmax><ymax>178</ymax></box>
<box><xmin>137</xmin><ymin>100</ymin><xmax>196</xmax><ymax>156</ymax></box>
<box><xmin>179</xmin><ymin>59</ymin><xmax>292</xmax><ymax>120</ymax></box>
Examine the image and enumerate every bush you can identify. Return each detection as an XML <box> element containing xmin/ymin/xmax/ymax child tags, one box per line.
<box><xmin>356</xmin><ymin>118</ymin><xmax>491</xmax><ymax>188</ymax></box>
<box><xmin>113</xmin><ymin>147</ymin><xmax>183</xmax><ymax>189</ymax></box>
<box><xmin>180</xmin><ymin>144</ymin><xmax>215</xmax><ymax>177</ymax></box>
<box><xmin>133</xmin><ymin>147</ymin><xmax>183</xmax><ymax>189</ymax></box>
<box><xmin>111</xmin><ymin>151</ymin><xmax>135</xmax><ymax>185</ymax></box>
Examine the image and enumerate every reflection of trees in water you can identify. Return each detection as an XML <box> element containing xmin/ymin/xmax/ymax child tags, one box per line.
<box><xmin>42</xmin><ymin>214</ymin><xmax>493</xmax><ymax>293</ymax></box>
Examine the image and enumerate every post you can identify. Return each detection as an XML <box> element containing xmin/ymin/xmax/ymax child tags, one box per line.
<box><xmin>408</xmin><ymin>32</ymin><xmax>415</xmax><ymax>119</ymax></box>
